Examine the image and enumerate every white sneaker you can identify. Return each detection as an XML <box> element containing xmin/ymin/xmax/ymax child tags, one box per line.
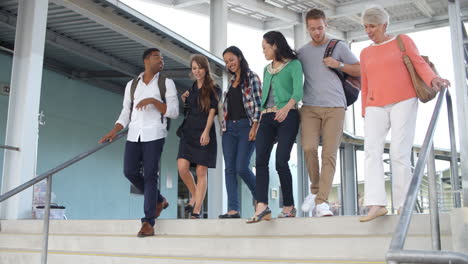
<box><xmin>315</xmin><ymin>202</ymin><xmax>333</xmax><ymax>217</ymax></box>
<box><xmin>301</xmin><ymin>194</ymin><xmax>316</xmax><ymax>212</ymax></box>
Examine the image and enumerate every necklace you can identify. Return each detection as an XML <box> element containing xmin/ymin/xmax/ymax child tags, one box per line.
<box><xmin>267</xmin><ymin>59</ymin><xmax>291</xmax><ymax>75</ymax></box>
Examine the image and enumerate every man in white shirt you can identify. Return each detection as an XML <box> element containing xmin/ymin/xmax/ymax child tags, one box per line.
<box><xmin>99</xmin><ymin>48</ymin><xmax>179</xmax><ymax>237</ymax></box>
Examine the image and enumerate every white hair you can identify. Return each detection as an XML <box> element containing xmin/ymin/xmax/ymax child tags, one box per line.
<box><xmin>361</xmin><ymin>5</ymin><xmax>390</xmax><ymax>26</ymax></box>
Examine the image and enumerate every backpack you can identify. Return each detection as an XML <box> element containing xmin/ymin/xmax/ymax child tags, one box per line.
<box><xmin>129</xmin><ymin>74</ymin><xmax>171</xmax><ymax>130</ymax></box>
<box><xmin>324</xmin><ymin>39</ymin><xmax>361</xmax><ymax>106</ymax></box>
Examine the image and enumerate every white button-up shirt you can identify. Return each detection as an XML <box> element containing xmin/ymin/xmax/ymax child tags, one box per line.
<box><xmin>116</xmin><ymin>72</ymin><xmax>179</xmax><ymax>142</ymax></box>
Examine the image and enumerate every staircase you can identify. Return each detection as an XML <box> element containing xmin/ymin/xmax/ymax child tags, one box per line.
<box><xmin>0</xmin><ymin>214</ymin><xmax>456</xmax><ymax>264</ymax></box>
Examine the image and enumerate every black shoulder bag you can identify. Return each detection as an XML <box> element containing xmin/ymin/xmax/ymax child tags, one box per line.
<box><xmin>324</xmin><ymin>39</ymin><xmax>361</xmax><ymax>106</ymax></box>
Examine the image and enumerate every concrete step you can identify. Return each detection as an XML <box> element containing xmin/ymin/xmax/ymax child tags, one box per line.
<box><xmin>0</xmin><ymin>214</ymin><xmax>453</xmax><ymax>236</ymax></box>
<box><xmin>0</xmin><ymin>232</ymin><xmax>453</xmax><ymax>262</ymax></box>
<box><xmin>0</xmin><ymin>214</ymin><xmax>454</xmax><ymax>263</ymax></box>
<box><xmin>0</xmin><ymin>250</ymin><xmax>386</xmax><ymax>264</ymax></box>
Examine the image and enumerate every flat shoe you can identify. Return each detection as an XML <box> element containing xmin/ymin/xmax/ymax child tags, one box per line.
<box><xmin>359</xmin><ymin>207</ymin><xmax>388</xmax><ymax>222</ymax></box>
<box><xmin>246</xmin><ymin>207</ymin><xmax>271</xmax><ymax>224</ymax></box>
<box><xmin>219</xmin><ymin>213</ymin><xmax>241</xmax><ymax>219</ymax></box>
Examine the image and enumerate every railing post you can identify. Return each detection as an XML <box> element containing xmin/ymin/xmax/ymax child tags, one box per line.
<box><xmin>446</xmin><ymin>93</ymin><xmax>461</xmax><ymax>208</ymax></box>
<box><xmin>427</xmin><ymin>144</ymin><xmax>441</xmax><ymax>251</ymax></box>
<box><xmin>41</xmin><ymin>175</ymin><xmax>52</xmax><ymax>264</ymax></box>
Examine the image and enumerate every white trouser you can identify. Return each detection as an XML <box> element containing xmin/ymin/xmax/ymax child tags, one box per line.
<box><xmin>364</xmin><ymin>98</ymin><xmax>418</xmax><ymax>208</ymax></box>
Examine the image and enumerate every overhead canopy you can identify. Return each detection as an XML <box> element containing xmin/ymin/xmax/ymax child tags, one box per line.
<box><xmin>0</xmin><ymin>0</ymin><xmax>225</xmax><ymax>94</ymax></box>
<box><xmin>0</xmin><ymin>0</ymin><xmax>466</xmax><ymax>93</ymax></box>
<box><xmin>154</xmin><ymin>0</ymin><xmax>468</xmax><ymax>41</ymax></box>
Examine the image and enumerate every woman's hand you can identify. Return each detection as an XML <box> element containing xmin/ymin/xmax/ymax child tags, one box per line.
<box><xmin>181</xmin><ymin>91</ymin><xmax>190</xmax><ymax>103</ymax></box>
<box><xmin>200</xmin><ymin>130</ymin><xmax>210</xmax><ymax>146</ymax></box>
<box><xmin>275</xmin><ymin>106</ymin><xmax>291</xmax><ymax>123</ymax></box>
<box><xmin>248</xmin><ymin>122</ymin><xmax>258</xmax><ymax>141</ymax></box>
<box><xmin>431</xmin><ymin>77</ymin><xmax>451</xmax><ymax>91</ymax></box>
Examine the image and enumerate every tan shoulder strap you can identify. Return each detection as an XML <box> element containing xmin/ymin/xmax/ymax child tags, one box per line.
<box><xmin>396</xmin><ymin>35</ymin><xmax>406</xmax><ymax>53</ymax></box>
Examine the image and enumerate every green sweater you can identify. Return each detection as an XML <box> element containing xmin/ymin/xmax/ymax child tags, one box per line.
<box><xmin>261</xmin><ymin>59</ymin><xmax>303</xmax><ymax>110</ymax></box>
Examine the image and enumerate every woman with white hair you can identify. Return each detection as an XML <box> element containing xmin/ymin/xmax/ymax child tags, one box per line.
<box><xmin>359</xmin><ymin>5</ymin><xmax>450</xmax><ymax>222</ymax></box>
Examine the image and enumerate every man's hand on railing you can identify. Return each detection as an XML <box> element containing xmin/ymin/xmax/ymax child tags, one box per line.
<box><xmin>99</xmin><ymin>123</ymin><xmax>124</xmax><ymax>143</ymax></box>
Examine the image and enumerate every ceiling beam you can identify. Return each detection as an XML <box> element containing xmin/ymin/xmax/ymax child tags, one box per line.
<box><xmin>0</xmin><ymin>43</ymin><xmax>124</xmax><ymax>94</ymax></box>
<box><xmin>413</xmin><ymin>0</ymin><xmax>435</xmax><ymax>18</ymax></box>
<box><xmin>264</xmin><ymin>18</ymin><xmax>345</xmax><ymax>40</ymax></box>
<box><xmin>172</xmin><ymin>0</ymin><xmax>208</xmax><ymax>8</ymax></box>
<box><xmin>50</xmin><ymin>0</ymin><xmax>191</xmax><ymax>66</ymax></box>
<box><xmin>230</xmin><ymin>0</ymin><xmax>301</xmax><ymax>23</ymax></box>
<box><xmin>347</xmin><ymin>11</ymin><xmax>467</xmax><ymax>42</ymax></box>
<box><xmin>0</xmin><ymin>9</ymin><xmax>141</xmax><ymax>77</ymax></box>
<box><xmin>180</xmin><ymin>3</ymin><xmax>264</xmax><ymax>30</ymax></box>
<box><xmin>329</xmin><ymin>0</ymin><xmax>414</xmax><ymax>19</ymax></box>
<box><xmin>310</xmin><ymin>0</ymin><xmax>336</xmax><ymax>10</ymax></box>
<box><xmin>264</xmin><ymin>19</ymin><xmax>294</xmax><ymax>31</ymax></box>
<box><xmin>51</xmin><ymin>0</ymin><xmax>224</xmax><ymax>76</ymax></box>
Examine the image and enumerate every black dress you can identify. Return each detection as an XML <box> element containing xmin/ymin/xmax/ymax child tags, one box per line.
<box><xmin>177</xmin><ymin>82</ymin><xmax>220</xmax><ymax>168</ymax></box>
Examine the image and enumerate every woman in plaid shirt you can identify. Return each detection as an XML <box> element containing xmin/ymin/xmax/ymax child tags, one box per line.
<box><xmin>218</xmin><ymin>46</ymin><xmax>262</xmax><ymax>219</ymax></box>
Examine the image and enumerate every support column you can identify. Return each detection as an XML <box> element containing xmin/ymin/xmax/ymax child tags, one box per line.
<box><xmin>293</xmin><ymin>12</ymin><xmax>307</xmax><ymax>49</ymax></box>
<box><xmin>341</xmin><ymin>143</ymin><xmax>358</xmax><ymax>215</ymax></box>
<box><xmin>209</xmin><ymin>0</ymin><xmax>227</xmax><ymax>56</ymax></box>
<box><xmin>448</xmin><ymin>0</ymin><xmax>468</xmax><ymax>207</ymax></box>
<box><xmin>207</xmin><ymin>0</ymin><xmax>227</xmax><ymax>218</ymax></box>
<box><xmin>1</xmin><ymin>0</ymin><xmax>48</xmax><ymax>219</ymax></box>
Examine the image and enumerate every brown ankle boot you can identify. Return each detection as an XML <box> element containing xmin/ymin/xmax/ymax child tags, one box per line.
<box><xmin>137</xmin><ymin>222</ymin><xmax>154</xmax><ymax>237</ymax></box>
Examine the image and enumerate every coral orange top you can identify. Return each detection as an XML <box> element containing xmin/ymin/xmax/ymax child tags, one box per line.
<box><xmin>360</xmin><ymin>34</ymin><xmax>437</xmax><ymax>116</ymax></box>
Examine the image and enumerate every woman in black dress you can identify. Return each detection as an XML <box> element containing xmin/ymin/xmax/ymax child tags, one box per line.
<box><xmin>177</xmin><ymin>54</ymin><xmax>220</xmax><ymax>219</ymax></box>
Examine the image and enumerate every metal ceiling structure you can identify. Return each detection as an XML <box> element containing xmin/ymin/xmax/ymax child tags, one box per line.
<box><xmin>0</xmin><ymin>0</ymin><xmax>225</xmax><ymax>94</ymax></box>
<box><xmin>152</xmin><ymin>0</ymin><xmax>468</xmax><ymax>41</ymax></box>
<box><xmin>0</xmin><ymin>0</ymin><xmax>467</xmax><ymax>92</ymax></box>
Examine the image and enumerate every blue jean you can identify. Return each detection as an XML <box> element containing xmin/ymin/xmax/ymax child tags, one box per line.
<box><xmin>255</xmin><ymin>110</ymin><xmax>299</xmax><ymax>206</ymax></box>
<box><xmin>222</xmin><ymin>119</ymin><xmax>256</xmax><ymax>212</ymax></box>
<box><xmin>124</xmin><ymin>138</ymin><xmax>165</xmax><ymax>226</ymax></box>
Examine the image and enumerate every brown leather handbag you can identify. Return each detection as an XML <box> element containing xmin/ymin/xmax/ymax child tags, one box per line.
<box><xmin>396</xmin><ymin>35</ymin><xmax>438</xmax><ymax>103</ymax></box>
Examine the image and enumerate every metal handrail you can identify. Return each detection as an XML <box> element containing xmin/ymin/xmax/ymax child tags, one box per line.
<box><xmin>0</xmin><ymin>144</ymin><xmax>19</xmax><ymax>151</ymax></box>
<box><xmin>386</xmin><ymin>89</ymin><xmax>468</xmax><ymax>264</ymax></box>
<box><xmin>0</xmin><ymin>131</ymin><xmax>127</xmax><ymax>264</ymax></box>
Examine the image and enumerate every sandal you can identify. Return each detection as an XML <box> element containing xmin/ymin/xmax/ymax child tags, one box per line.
<box><xmin>190</xmin><ymin>213</ymin><xmax>201</xmax><ymax>219</ymax></box>
<box><xmin>278</xmin><ymin>207</ymin><xmax>296</xmax><ymax>218</ymax></box>
<box><xmin>185</xmin><ymin>203</ymin><xmax>195</xmax><ymax>213</ymax></box>
<box><xmin>246</xmin><ymin>207</ymin><xmax>271</xmax><ymax>224</ymax></box>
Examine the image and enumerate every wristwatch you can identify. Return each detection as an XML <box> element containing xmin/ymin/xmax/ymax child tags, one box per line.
<box><xmin>339</xmin><ymin>62</ymin><xmax>345</xmax><ymax>69</ymax></box>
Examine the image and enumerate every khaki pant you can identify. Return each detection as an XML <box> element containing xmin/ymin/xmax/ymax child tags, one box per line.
<box><xmin>300</xmin><ymin>106</ymin><xmax>345</xmax><ymax>204</ymax></box>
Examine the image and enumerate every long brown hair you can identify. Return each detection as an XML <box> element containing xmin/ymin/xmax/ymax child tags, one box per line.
<box><xmin>190</xmin><ymin>54</ymin><xmax>218</xmax><ymax>113</ymax></box>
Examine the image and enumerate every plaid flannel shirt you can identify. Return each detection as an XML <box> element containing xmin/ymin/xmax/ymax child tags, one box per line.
<box><xmin>221</xmin><ymin>69</ymin><xmax>262</xmax><ymax>131</ymax></box>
